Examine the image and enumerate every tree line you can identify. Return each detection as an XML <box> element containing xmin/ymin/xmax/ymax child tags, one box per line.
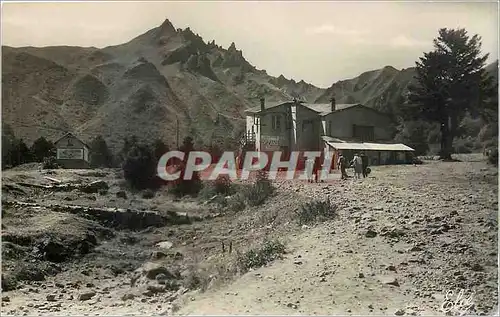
<box><xmin>1</xmin><ymin>128</ymin><xmax>209</xmax><ymax>193</ymax></box>
<box><xmin>1</xmin><ymin>130</ymin><xmax>171</xmax><ymax>170</ymax></box>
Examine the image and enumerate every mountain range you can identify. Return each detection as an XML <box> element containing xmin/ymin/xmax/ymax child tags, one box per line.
<box><xmin>2</xmin><ymin>18</ymin><xmax>498</xmax><ymax>153</ymax></box>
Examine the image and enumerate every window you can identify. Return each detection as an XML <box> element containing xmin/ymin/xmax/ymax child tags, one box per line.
<box><xmin>272</xmin><ymin>115</ymin><xmax>281</xmax><ymax>131</ymax></box>
<box><xmin>67</xmin><ymin>138</ymin><xmax>73</xmax><ymax>146</ymax></box>
<box><xmin>285</xmin><ymin>116</ymin><xmax>292</xmax><ymax>130</ymax></box>
<box><xmin>302</xmin><ymin>120</ymin><xmax>313</xmax><ymax>132</ymax></box>
<box><xmin>353</xmin><ymin>124</ymin><xmax>375</xmax><ymax>141</ymax></box>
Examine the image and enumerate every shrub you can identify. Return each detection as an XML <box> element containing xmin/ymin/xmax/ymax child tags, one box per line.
<box><xmin>453</xmin><ymin>137</ymin><xmax>476</xmax><ymax>154</ymax></box>
<box><xmin>236</xmin><ymin>239</ymin><xmax>286</xmax><ymax>273</ymax></box>
<box><xmin>198</xmin><ymin>182</ymin><xmax>217</xmax><ymax>200</ymax></box>
<box><xmin>214</xmin><ymin>175</ymin><xmax>232</xmax><ymax>195</ymax></box>
<box><xmin>198</xmin><ymin>175</ymin><xmax>233</xmax><ymax>201</ymax></box>
<box><xmin>228</xmin><ymin>193</ymin><xmax>246</xmax><ymax>211</ymax></box>
<box><xmin>182</xmin><ymin>271</ymin><xmax>203</xmax><ymax>290</ymax></box>
<box><xmin>168</xmin><ymin>171</ymin><xmax>202</xmax><ymax>197</ymax></box>
<box><xmin>296</xmin><ymin>198</ymin><xmax>338</xmax><ymax>225</ymax></box>
<box><xmin>242</xmin><ymin>171</ymin><xmax>274</xmax><ymax>207</ymax></box>
<box><xmin>488</xmin><ymin>148</ymin><xmax>498</xmax><ymax>166</ymax></box>
<box><xmin>122</xmin><ymin>144</ymin><xmax>157</xmax><ymax>190</ymax></box>
<box><xmin>142</xmin><ymin>189</ymin><xmax>155</xmax><ymax>199</ymax></box>
<box><xmin>42</xmin><ymin>156</ymin><xmax>59</xmax><ymax>169</ymax></box>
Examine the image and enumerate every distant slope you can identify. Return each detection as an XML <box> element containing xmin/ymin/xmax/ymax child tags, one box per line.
<box><xmin>316</xmin><ymin>61</ymin><xmax>499</xmax><ymax>119</ymax></box>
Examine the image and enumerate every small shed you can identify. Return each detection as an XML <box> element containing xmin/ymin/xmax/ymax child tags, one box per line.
<box><xmin>54</xmin><ymin>132</ymin><xmax>90</xmax><ymax>169</ymax></box>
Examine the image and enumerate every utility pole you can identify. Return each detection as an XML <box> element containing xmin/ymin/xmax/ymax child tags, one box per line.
<box><xmin>176</xmin><ymin>116</ymin><xmax>179</xmax><ymax>150</ymax></box>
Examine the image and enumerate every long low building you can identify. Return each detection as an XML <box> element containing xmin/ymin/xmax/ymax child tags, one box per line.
<box><xmin>322</xmin><ymin>136</ymin><xmax>415</xmax><ymax>167</ymax></box>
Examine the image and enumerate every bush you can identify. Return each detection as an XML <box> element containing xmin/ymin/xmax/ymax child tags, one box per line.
<box><xmin>236</xmin><ymin>239</ymin><xmax>286</xmax><ymax>273</ymax></box>
<box><xmin>488</xmin><ymin>148</ymin><xmax>498</xmax><ymax>166</ymax></box>
<box><xmin>198</xmin><ymin>175</ymin><xmax>233</xmax><ymax>200</ymax></box>
<box><xmin>42</xmin><ymin>157</ymin><xmax>59</xmax><ymax>169</ymax></box>
<box><xmin>453</xmin><ymin>137</ymin><xmax>480</xmax><ymax>154</ymax></box>
<box><xmin>122</xmin><ymin>144</ymin><xmax>157</xmax><ymax>190</ymax></box>
<box><xmin>242</xmin><ymin>171</ymin><xmax>274</xmax><ymax>207</ymax></box>
<box><xmin>296</xmin><ymin>198</ymin><xmax>337</xmax><ymax>225</ymax></box>
<box><xmin>142</xmin><ymin>189</ymin><xmax>155</xmax><ymax>199</ymax></box>
<box><xmin>228</xmin><ymin>193</ymin><xmax>246</xmax><ymax>211</ymax></box>
<box><xmin>168</xmin><ymin>171</ymin><xmax>202</xmax><ymax>197</ymax></box>
<box><xmin>214</xmin><ymin>175</ymin><xmax>232</xmax><ymax>196</ymax></box>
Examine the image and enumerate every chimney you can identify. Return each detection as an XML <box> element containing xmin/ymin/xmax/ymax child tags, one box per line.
<box><xmin>330</xmin><ymin>96</ymin><xmax>336</xmax><ymax>112</ymax></box>
<box><xmin>260</xmin><ymin>98</ymin><xmax>265</xmax><ymax>111</ymax></box>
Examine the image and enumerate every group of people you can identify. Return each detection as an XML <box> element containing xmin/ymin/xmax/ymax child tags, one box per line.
<box><xmin>337</xmin><ymin>152</ymin><xmax>369</xmax><ymax>180</ymax></box>
<box><xmin>303</xmin><ymin>152</ymin><xmax>370</xmax><ymax>182</ymax></box>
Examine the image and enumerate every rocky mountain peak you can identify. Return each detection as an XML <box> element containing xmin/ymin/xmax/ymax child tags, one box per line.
<box><xmin>157</xmin><ymin>18</ymin><xmax>176</xmax><ymax>37</ymax></box>
<box><xmin>228</xmin><ymin>42</ymin><xmax>237</xmax><ymax>52</ymax></box>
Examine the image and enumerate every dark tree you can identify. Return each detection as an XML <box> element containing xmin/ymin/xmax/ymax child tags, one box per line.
<box><xmin>179</xmin><ymin>136</ymin><xmax>195</xmax><ymax>154</ymax></box>
<box><xmin>2</xmin><ymin>124</ymin><xmax>16</xmax><ymax>168</ymax></box>
<box><xmin>394</xmin><ymin>120</ymin><xmax>430</xmax><ymax>156</ymax></box>
<box><xmin>152</xmin><ymin>139</ymin><xmax>169</xmax><ymax>163</ymax></box>
<box><xmin>118</xmin><ymin>135</ymin><xmax>139</xmax><ymax>164</ymax></box>
<box><xmin>31</xmin><ymin>137</ymin><xmax>55</xmax><ymax>162</ymax></box>
<box><xmin>169</xmin><ymin>136</ymin><xmax>201</xmax><ymax>197</ymax></box>
<box><xmin>405</xmin><ymin>28</ymin><xmax>497</xmax><ymax>160</ymax></box>
<box><xmin>89</xmin><ymin>135</ymin><xmax>113</xmax><ymax>168</ymax></box>
<box><xmin>19</xmin><ymin>140</ymin><xmax>33</xmax><ymax>164</ymax></box>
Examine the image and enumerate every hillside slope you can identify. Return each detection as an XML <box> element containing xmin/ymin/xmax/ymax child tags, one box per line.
<box><xmin>316</xmin><ymin>62</ymin><xmax>498</xmax><ymax>118</ymax></box>
<box><xmin>1</xmin><ymin>19</ymin><xmax>325</xmax><ymax>152</ymax></box>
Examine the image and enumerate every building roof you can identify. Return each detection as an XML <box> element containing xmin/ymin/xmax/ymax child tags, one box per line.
<box><xmin>244</xmin><ymin>101</ymin><xmax>292</xmax><ymax>114</ymax></box>
<box><xmin>54</xmin><ymin>132</ymin><xmax>90</xmax><ymax>148</ymax></box>
<box><xmin>322</xmin><ymin>136</ymin><xmax>414</xmax><ymax>152</ymax></box>
<box><xmin>244</xmin><ymin>100</ymin><xmax>384</xmax><ymax>117</ymax></box>
<box><xmin>302</xmin><ymin>103</ymin><xmax>360</xmax><ymax>116</ymax></box>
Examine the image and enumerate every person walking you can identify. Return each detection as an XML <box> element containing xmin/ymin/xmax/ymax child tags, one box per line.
<box><xmin>313</xmin><ymin>156</ymin><xmax>320</xmax><ymax>183</ymax></box>
<box><xmin>337</xmin><ymin>153</ymin><xmax>348</xmax><ymax>180</ymax></box>
<box><xmin>305</xmin><ymin>157</ymin><xmax>314</xmax><ymax>183</ymax></box>
<box><xmin>351</xmin><ymin>153</ymin><xmax>363</xmax><ymax>179</ymax></box>
<box><xmin>360</xmin><ymin>153</ymin><xmax>369</xmax><ymax>178</ymax></box>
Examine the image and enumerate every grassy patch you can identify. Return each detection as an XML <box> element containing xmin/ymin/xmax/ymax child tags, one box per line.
<box><xmin>241</xmin><ymin>171</ymin><xmax>275</xmax><ymax>207</ymax></box>
<box><xmin>236</xmin><ymin>239</ymin><xmax>286</xmax><ymax>273</ymax></box>
<box><xmin>198</xmin><ymin>175</ymin><xmax>235</xmax><ymax>200</ymax></box>
<box><xmin>296</xmin><ymin>198</ymin><xmax>338</xmax><ymax>225</ymax></box>
<box><xmin>199</xmin><ymin>171</ymin><xmax>275</xmax><ymax>210</ymax></box>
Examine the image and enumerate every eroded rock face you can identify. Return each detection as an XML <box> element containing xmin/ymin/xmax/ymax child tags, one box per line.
<box><xmin>123</xmin><ymin>61</ymin><xmax>168</xmax><ymax>86</ymax></box>
<box><xmin>185</xmin><ymin>54</ymin><xmax>219</xmax><ymax>82</ymax></box>
<box><xmin>66</xmin><ymin>74</ymin><xmax>109</xmax><ymax>106</ymax></box>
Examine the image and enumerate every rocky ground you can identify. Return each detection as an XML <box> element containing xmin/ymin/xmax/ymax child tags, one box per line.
<box><xmin>1</xmin><ymin>154</ymin><xmax>498</xmax><ymax>316</ymax></box>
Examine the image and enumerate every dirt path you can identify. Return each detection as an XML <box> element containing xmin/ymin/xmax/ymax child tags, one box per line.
<box><xmin>178</xmin><ymin>159</ymin><xmax>498</xmax><ymax>316</ymax></box>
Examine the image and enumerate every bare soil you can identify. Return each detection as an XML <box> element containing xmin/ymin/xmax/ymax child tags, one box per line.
<box><xmin>1</xmin><ymin>154</ymin><xmax>498</xmax><ymax>316</ymax></box>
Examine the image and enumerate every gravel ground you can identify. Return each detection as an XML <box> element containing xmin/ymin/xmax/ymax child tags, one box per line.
<box><xmin>1</xmin><ymin>155</ymin><xmax>498</xmax><ymax>316</ymax></box>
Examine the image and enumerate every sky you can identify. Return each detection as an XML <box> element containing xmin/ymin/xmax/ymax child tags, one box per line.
<box><xmin>2</xmin><ymin>1</ymin><xmax>498</xmax><ymax>88</ymax></box>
